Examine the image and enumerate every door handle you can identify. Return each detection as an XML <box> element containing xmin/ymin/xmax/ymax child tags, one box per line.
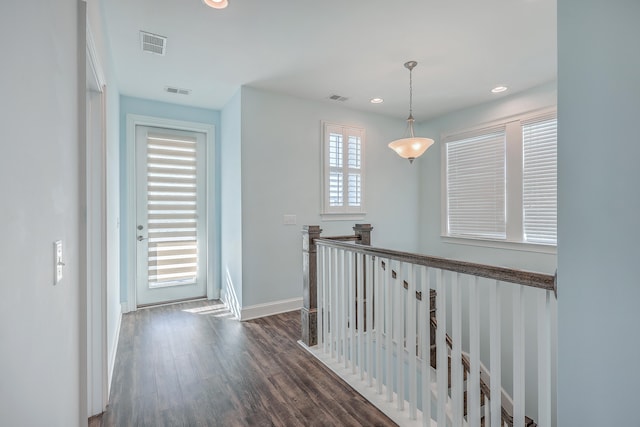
<box><xmin>137</xmin><ymin>236</ymin><xmax>147</xmax><ymax>241</ymax></box>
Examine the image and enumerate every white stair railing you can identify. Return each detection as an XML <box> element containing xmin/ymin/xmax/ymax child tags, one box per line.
<box><xmin>302</xmin><ymin>227</ymin><xmax>556</xmax><ymax>427</ymax></box>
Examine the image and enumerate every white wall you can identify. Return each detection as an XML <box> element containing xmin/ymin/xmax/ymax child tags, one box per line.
<box><xmin>417</xmin><ymin>81</ymin><xmax>557</xmax><ymax>274</ymax></box>
<box><xmin>238</xmin><ymin>86</ymin><xmax>421</xmax><ymax>308</ymax></box>
<box><xmin>220</xmin><ymin>89</ymin><xmax>243</xmax><ymax>317</ymax></box>
<box><xmin>557</xmin><ymin>1</ymin><xmax>640</xmax><ymax>425</ymax></box>
<box><xmin>0</xmin><ymin>0</ymin><xmax>84</xmax><ymax>425</ymax></box>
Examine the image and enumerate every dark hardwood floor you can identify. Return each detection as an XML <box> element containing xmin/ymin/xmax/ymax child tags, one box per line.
<box><xmin>101</xmin><ymin>300</ymin><xmax>397</xmax><ymax>427</ymax></box>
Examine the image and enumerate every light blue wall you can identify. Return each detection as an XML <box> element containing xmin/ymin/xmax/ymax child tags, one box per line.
<box><xmin>238</xmin><ymin>86</ymin><xmax>420</xmax><ymax>308</ymax></box>
<box><xmin>417</xmin><ymin>81</ymin><xmax>558</xmax><ymax>274</ymax></box>
<box><xmin>119</xmin><ymin>96</ymin><xmax>221</xmax><ymax>303</ymax></box>
<box><xmin>557</xmin><ymin>1</ymin><xmax>640</xmax><ymax>425</ymax></box>
<box><xmin>220</xmin><ymin>89</ymin><xmax>243</xmax><ymax>317</ymax></box>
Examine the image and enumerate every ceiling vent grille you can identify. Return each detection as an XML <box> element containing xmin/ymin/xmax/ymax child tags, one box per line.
<box><xmin>165</xmin><ymin>86</ymin><xmax>191</xmax><ymax>95</ymax></box>
<box><xmin>140</xmin><ymin>31</ymin><xmax>167</xmax><ymax>56</ymax></box>
<box><xmin>329</xmin><ymin>94</ymin><xmax>349</xmax><ymax>102</ymax></box>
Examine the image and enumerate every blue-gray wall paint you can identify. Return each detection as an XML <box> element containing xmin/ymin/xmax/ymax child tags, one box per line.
<box><xmin>119</xmin><ymin>96</ymin><xmax>221</xmax><ymax>303</ymax></box>
<box><xmin>558</xmin><ymin>1</ymin><xmax>640</xmax><ymax>425</ymax></box>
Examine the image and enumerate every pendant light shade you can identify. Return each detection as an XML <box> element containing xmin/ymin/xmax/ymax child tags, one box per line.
<box><xmin>202</xmin><ymin>0</ymin><xmax>229</xmax><ymax>9</ymax></box>
<box><xmin>388</xmin><ymin>61</ymin><xmax>434</xmax><ymax>163</ymax></box>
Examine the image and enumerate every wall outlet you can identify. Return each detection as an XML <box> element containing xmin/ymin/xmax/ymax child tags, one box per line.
<box><xmin>283</xmin><ymin>214</ymin><xmax>297</xmax><ymax>225</ymax></box>
<box><xmin>54</xmin><ymin>240</ymin><xmax>63</xmax><ymax>285</ymax></box>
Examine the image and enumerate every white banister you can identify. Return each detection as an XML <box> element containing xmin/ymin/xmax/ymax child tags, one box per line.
<box><xmin>436</xmin><ymin>269</ymin><xmax>447</xmax><ymax>426</ymax></box>
<box><xmin>469</xmin><ymin>276</ymin><xmax>481</xmax><ymax>427</ymax></box>
<box><xmin>513</xmin><ymin>285</ymin><xmax>525</xmax><ymax>427</ymax></box>
<box><xmin>366</xmin><ymin>254</ymin><xmax>374</xmax><ymax>387</ymax></box>
<box><xmin>538</xmin><ymin>290</ymin><xmax>552</xmax><ymax>427</ymax></box>
<box><xmin>420</xmin><ymin>266</ymin><xmax>431</xmax><ymax>427</ymax></box>
<box><xmin>451</xmin><ymin>272</ymin><xmax>463</xmax><ymax>427</ymax></box>
<box><xmin>375</xmin><ymin>256</ymin><xmax>384</xmax><ymax>395</ymax></box>
<box><xmin>490</xmin><ymin>280</ymin><xmax>502</xmax><ymax>427</ymax></box>
<box><xmin>407</xmin><ymin>264</ymin><xmax>418</xmax><ymax>419</ymax></box>
<box><xmin>305</xmin><ymin>231</ymin><xmax>556</xmax><ymax>427</ymax></box>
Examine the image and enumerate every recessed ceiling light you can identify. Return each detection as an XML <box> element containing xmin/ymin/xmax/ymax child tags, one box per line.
<box><xmin>202</xmin><ymin>0</ymin><xmax>228</xmax><ymax>9</ymax></box>
<box><xmin>370</xmin><ymin>98</ymin><xmax>384</xmax><ymax>104</ymax></box>
<box><xmin>491</xmin><ymin>86</ymin><xmax>508</xmax><ymax>93</ymax></box>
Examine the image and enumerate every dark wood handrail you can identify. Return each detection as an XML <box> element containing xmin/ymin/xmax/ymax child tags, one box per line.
<box><xmin>314</xmin><ymin>238</ymin><xmax>556</xmax><ymax>293</ymax></box>
<box><xmin>322</xmin><ymin>235</ymin><xmax>361</xmax><ymax>242</ymax></box>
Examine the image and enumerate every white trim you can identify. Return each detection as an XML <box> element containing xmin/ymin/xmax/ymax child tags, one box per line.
<box><xmin>106</xmin><ymin>307</ymin><xmax>122</xmax><ymax>397</ymax></box>
<box><xmin>85</xmin><ymin>18</ymin><xmax>109</xmax><ymax>417</ymax></box>
<box><xmin>125</xmin><ymin>114</ymin><xmax>217</xmax><ymax>311</ymax></box>
<box><xmin>441</xmin><ymin>235</ymin><xmax>557</xmax><ymax>254</ymax></box>
<box><xmin>240</xmin><ymin>297</ymin><xmax>302</xmax><ymax>321</ymax></box>
<box><xmin>320</xmin><ymin>213</ymin><xmax>367</xmax><ymax>222</ymax></box>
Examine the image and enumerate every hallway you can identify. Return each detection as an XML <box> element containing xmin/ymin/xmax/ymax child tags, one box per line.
<box><xmin>102</xmin><ymin>300</ymin><xmax>396</xmax><ymax>426</ymax></box>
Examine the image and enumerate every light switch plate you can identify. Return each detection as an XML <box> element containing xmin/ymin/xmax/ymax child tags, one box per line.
<box><xmin>283</xmin><ymin>214</ymin><xmax>297</xmax><ymax>225</ymax></box>
<box><xmin>54</xmin><ymin>240</ymin><xmax>63</xmax><ymax>285</ymax></box>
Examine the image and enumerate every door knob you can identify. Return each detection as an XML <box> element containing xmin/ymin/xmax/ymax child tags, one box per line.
<box><xmin>137</xmin><ymin>225</ymin><xmax>144</xmax><ymax>230</ymax></box>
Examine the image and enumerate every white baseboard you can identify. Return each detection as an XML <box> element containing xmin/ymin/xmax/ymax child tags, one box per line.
<box><xmin>240</xmin><ymin>297</ymin><xmax>302</xmax><ymax>321</ymax></box>
<box><xmin>107</xmin><ymin>305</ymin><xmax>123</xmax><ymax>398</ymax></box>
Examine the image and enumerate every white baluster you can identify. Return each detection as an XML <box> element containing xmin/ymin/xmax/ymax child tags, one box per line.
<box><xmin>317</xmin><ymin>245</ymin><xmax>324</xmax><ymax>351</ymax></box>
<box><xmin>490</xmin><ymin>281</ymin><xmax>502</xmax><ymax>427</ymax></box>
<box><xmin>469</xmin><ymin>276</ymin><xmax>481</xmax><ymax>427</ymax></box>
<box><xmin>357</xmin><ymin>252</ymin><xmax>365</xmax><ymax>380</ymax></box>
<box><xmin>396</xmin><ymin>262</ymin><xmax>405</xmax><ymax>411</ymax></box>
<box><xmin>407</xmin><ymin>264</ymin><xmax>417</xmax><ymax>419</ymax></box>
<box><xmin>421</xmin><ymin>266</ymin><xmax>431</xmax><ymax>427</ymax></box>
<box><xmin>386</xmin><ymin>259</ymin><xmax>393</xmax><ymax>403</ymax></box>
<box><xmin>451</xmin><ymin>273</ymin><xmax>463</xmax><ymax>427</ymax></box>
<box><xmin>538</xmin><ymin>290</ymin><xmax>551</xmax><ymax>427</ymax></box>
<box><xmin>418</xmin><ymin>267</ymin><xmax>431</xmax><ymax>427</ymax></box>
<box><xmin>375</xmin><ymin>257</ymin><xmax>384</xmax><ymax>394</ymax></box>
<box><xmin>436</xmin><ymin>269</ymin><xmax>447</xmax><ymax>426</ymax></box>
<box><xmin>336</xmin><ymin>249</ymin><xmax>343</xmax><ymax>364</ymax></box>
<box><xmin>342</xmin><ymin>249</ymin><xmax>349</xmax><ymax>369</ymax></box>
<box><xmin>366</xmin><ymin>255</ymin><xmax>374</xmax><ymax>387</ymax></box>
<box><xmin>513</xmin><ymin>286</ymin><xmax>525</xmax><ymax>427</ymax></box>
<box><xmin>331</xmin><ymin>247</ymin><xmax>338</xmax><ymax>360</ymax></box>
<box><xmin>348</xmin><ymin>250</ymin><xmax>355</xmax><ymax>372</ymax></box>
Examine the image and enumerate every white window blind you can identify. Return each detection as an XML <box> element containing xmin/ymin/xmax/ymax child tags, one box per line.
<box><xmin>446</xmin><ymin>130</ymin><xmax>506</xmax><ymax>239</ymax></box>
<box><xmin>146</xmin><ymin>133</ymin><xmax>199</xmax><ymax>286</ymax></box>
<box><xmin>522</xmin><ymin>116</ymin><xmax>557</xmax><ymax>245</ymax></box>
<box><xmin>323</xmin><ymin>123</ymin><xmax>365</xmax><ymax>215</ymax></box>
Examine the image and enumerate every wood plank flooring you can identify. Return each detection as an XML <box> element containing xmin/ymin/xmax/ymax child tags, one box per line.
<box><xmin>101</xmin><ymin>300</ymin><xmax>397</xmax><ymax>427</ymax></box>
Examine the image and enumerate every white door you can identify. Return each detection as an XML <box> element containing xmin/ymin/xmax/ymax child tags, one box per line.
<box><xmin>135</xmin><ymin>125</ymin><xmax>207</xmax><ymax>306</ymax></box>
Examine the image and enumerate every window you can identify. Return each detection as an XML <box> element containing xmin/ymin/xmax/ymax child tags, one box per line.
<box><xmin>322</xmin><ymin>122</ymin><xmax>365</xmax><ymax>217</ymax></box>
<box><xmin>443</xmin><ymin>111</ymin><xmax>557</xmax><ymax>246</ymax></box>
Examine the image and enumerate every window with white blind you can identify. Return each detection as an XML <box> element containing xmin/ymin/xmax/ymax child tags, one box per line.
<box><xmin>322</xmin><ymin>122</ymin><xmax>365</xmax><ymax>217</ymax></box>
<box><xmin>443</xmin><ymin>110</ymin><xmax>557</xmax><ymax>247</ymax></box>
<box><xmin>523</xmin><ymin>116</ymin><xmax>557</xmax><ymax>244</ymax></box>
<box><xmin>446</xmin><ymin>130</ymin><xmax>506</xmax><ymax>239</ymax></box>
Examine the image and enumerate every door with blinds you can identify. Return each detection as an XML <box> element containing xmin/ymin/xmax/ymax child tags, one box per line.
<box><xmin>135</xmin><ymin>126</ymin><xmax>206</xmax><ymax>306</ymax></box>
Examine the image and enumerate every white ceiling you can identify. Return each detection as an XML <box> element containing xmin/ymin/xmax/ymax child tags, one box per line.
<box><xmin>102</xmin><ymin>0</ymin><xmax>556</xmax><ymax>120</ymax></box>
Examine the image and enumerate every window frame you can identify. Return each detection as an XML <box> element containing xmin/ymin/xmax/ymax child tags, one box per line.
<box><xmin>440</xmin><ymin>107</ymin><xmax>557</xmax><ymax>253</ymax></box>
<box><xmin>321</xmin><ymin>121</ymin><xmax>366</xmax><ymax>220</ymax></box>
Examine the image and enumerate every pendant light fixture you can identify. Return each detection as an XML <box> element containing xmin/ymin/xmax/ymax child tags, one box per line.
<box><xmin>202</xmin><ymin>0</ymin><xmax>229</xmax><ymax>9</ymax></box>
<box><xmin>388</xmin><ymin>61</ymin><xmax>434</xmax><ymax>163</ymax></box>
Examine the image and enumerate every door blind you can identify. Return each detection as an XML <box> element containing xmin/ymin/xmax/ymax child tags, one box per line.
<box><xmin>522</xmin><ymin>116</ymin><xmax>557</xmax><ymax>245</ymax></box>
<box><xmin>146</xmin><ymin>133</ymin><xmax>199</xmax><ymax>287</ymax></box>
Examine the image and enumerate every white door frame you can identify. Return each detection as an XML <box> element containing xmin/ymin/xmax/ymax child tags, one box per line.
<box><xmin>125</xmin><ymin>114</ymin><xmax>217</xmax><ymax>312</ymax></box>
<box><xmin>86</xmin><ymin>21</ymin><xmax>108</xmax><ymax>417</ymax></box>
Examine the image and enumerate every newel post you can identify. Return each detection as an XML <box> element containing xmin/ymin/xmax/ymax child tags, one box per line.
<box><xmin>353</xmin><ymin>223</ymin><xmax>373</xmax><ymax>245</ymax></box>
<box><xmin>302</xmin><ymin>225</ymin><xmax>322</xmax><ymax>346</ymax></box>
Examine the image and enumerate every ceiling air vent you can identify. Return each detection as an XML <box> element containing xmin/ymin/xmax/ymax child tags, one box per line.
<box><xmin>140</xmin><ymin>31</ymin><xmax>167</xmax><ymax>56</ymax></box>
<box><xmin>329</xmin><ymin>94</ymin><xmax>349</xmax><ymax>102</ymax></box>
<box><xmin>165</xmin><ymin>86</ymin><xmax>191</xmax><ymax>96</ymax></box>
